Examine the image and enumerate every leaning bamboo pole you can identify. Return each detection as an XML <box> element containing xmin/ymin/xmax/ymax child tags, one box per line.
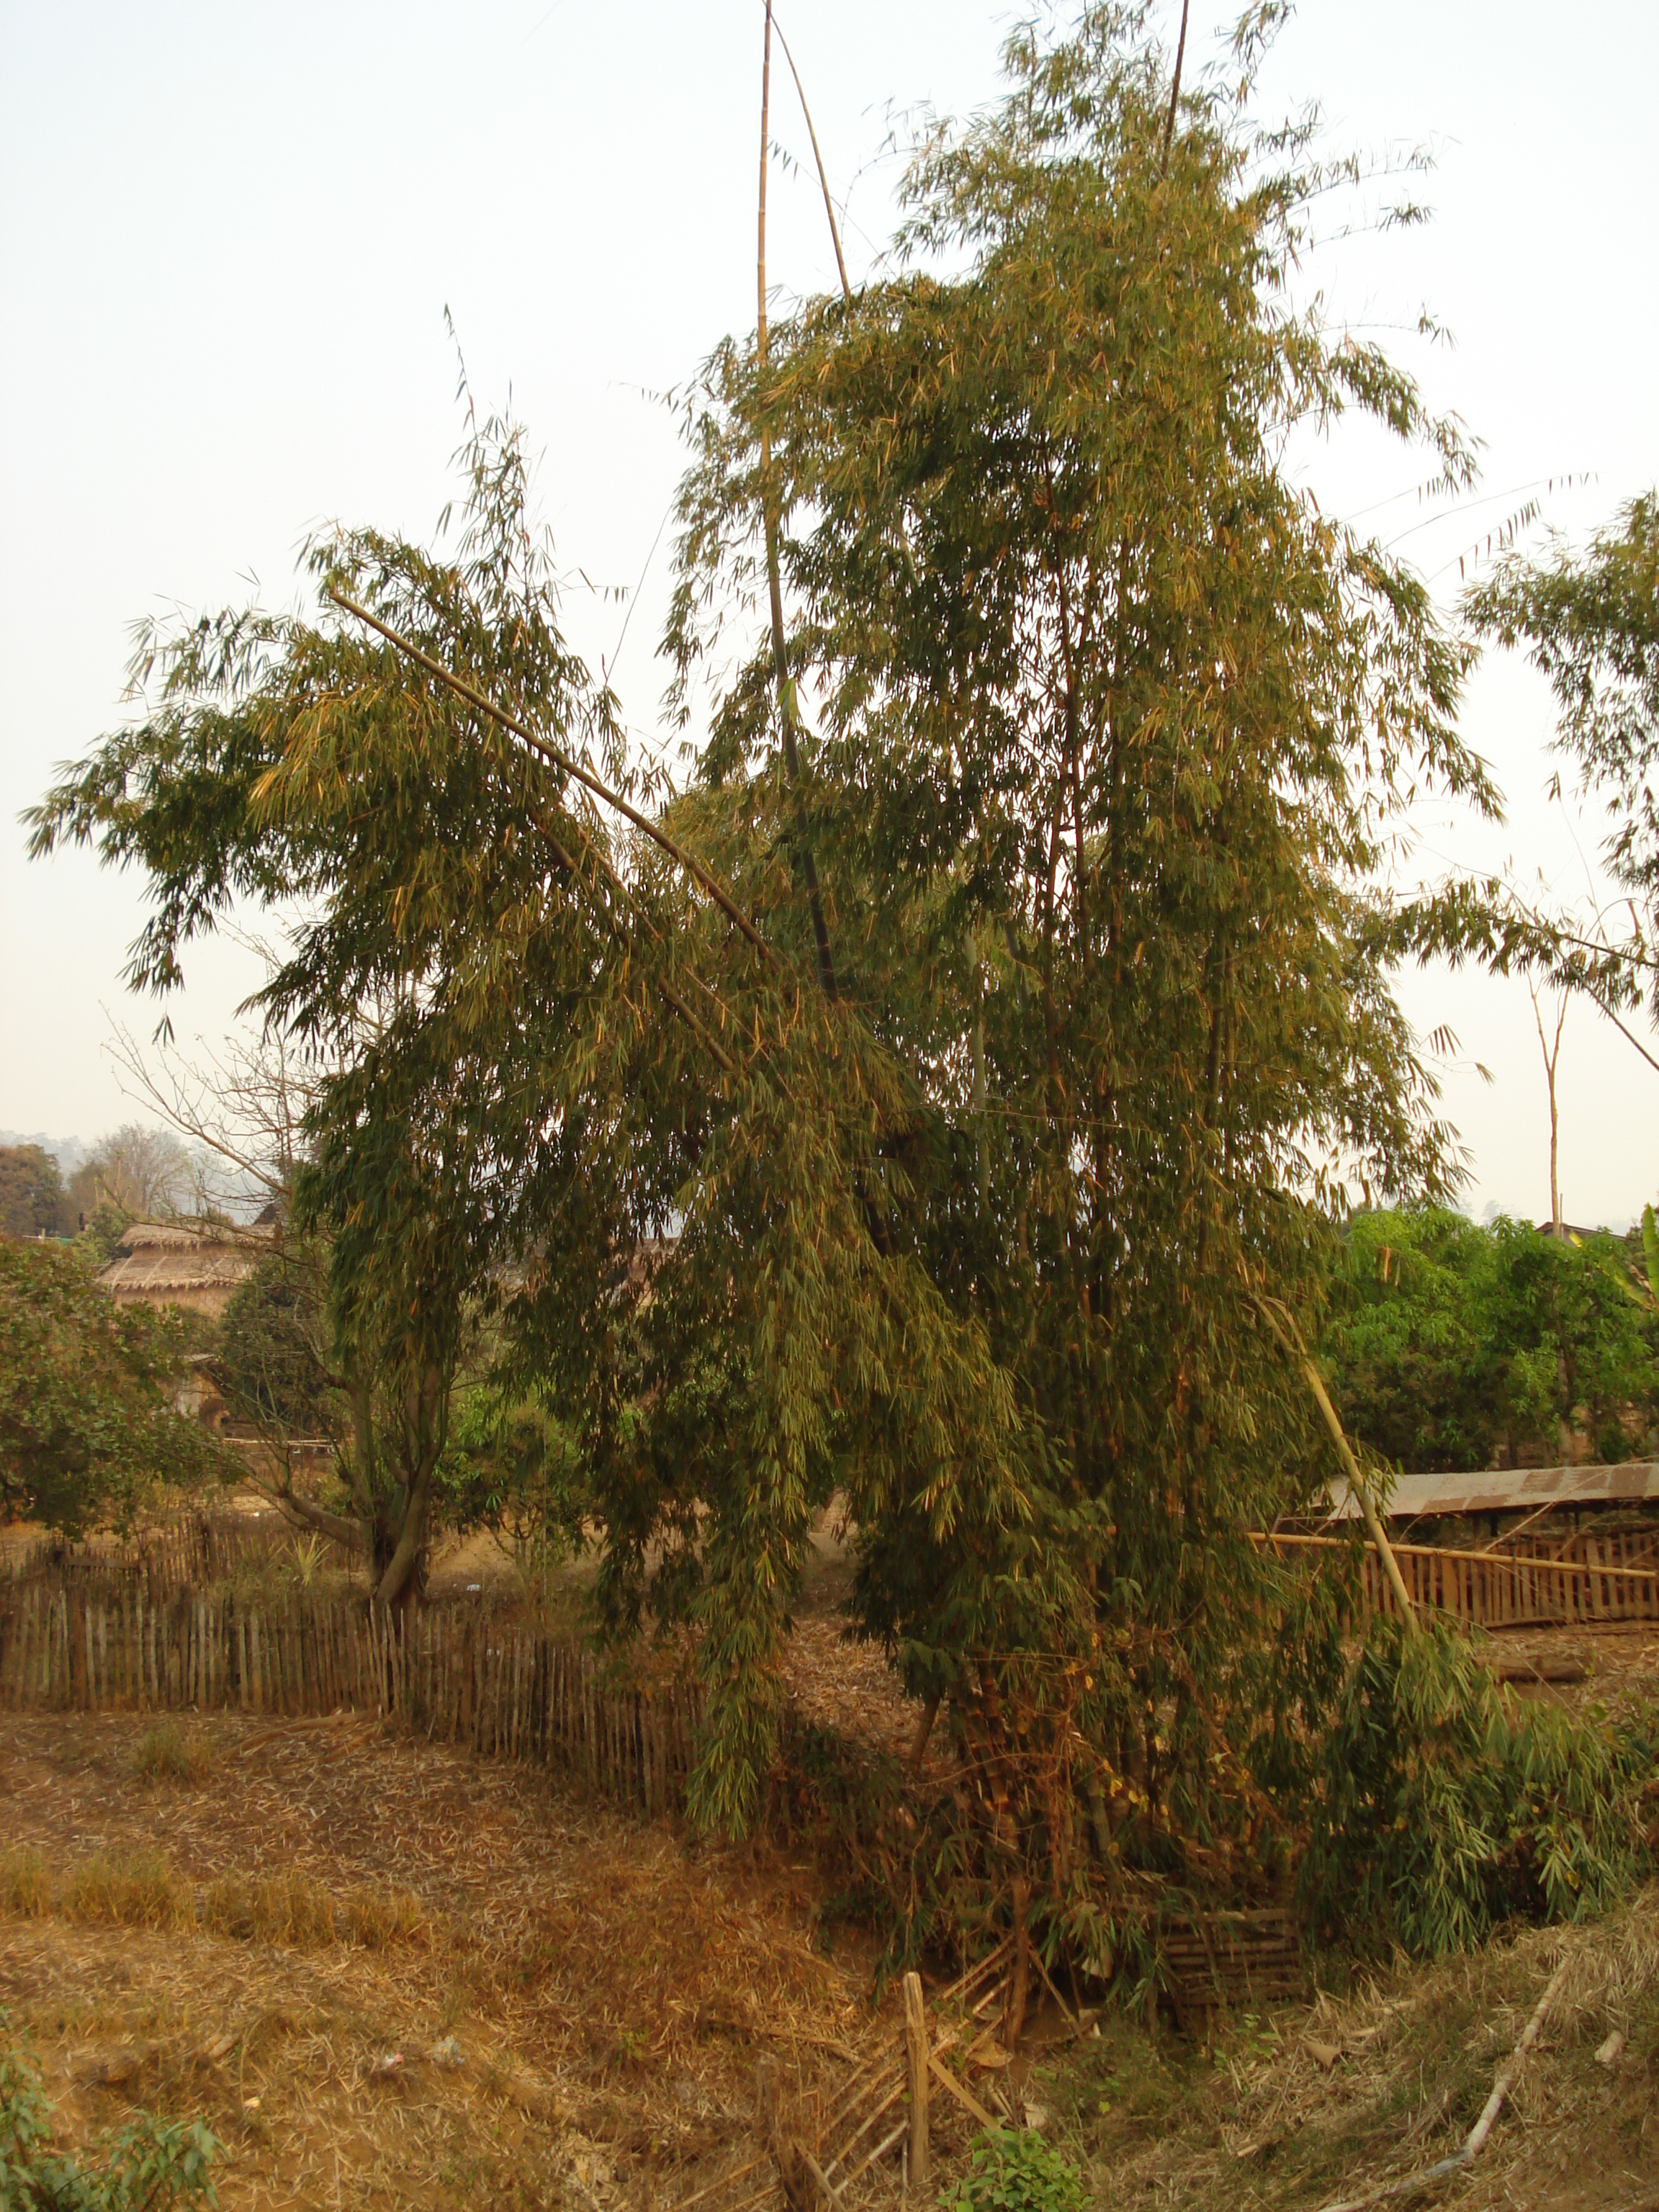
<box><xmin>1250</xmin><ymin>1292</ymin><xmax>1419</xmax><ymax>1630</ymax></box>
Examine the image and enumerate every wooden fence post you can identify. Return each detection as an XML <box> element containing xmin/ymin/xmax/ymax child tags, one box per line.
<box><xmin>904</xmin><ymin>1969</ymin><xmax>930</xmax><ymax>2193</ymax></box>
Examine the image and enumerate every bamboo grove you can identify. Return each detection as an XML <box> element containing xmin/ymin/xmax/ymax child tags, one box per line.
<box><xmin>28</xmin><ymin>7</ymin><xmax>1516</xmax><ymax>1964</ymax></box>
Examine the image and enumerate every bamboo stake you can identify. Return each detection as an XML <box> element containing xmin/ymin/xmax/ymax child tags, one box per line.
<box><xmin>770</xmin><ymin>14</ymin><xmax>851</xmax><ymax>299</ymax></box>
<box><xmin>328</xmin><ymin>590</ymin><xmax>778</xmax><ymax>968</ymax></box>
<box><xmin>903</xmin><ymin>1972</ymin><xmax>929</xmax><ymax>2193</ymax></box>
<box><xmin>756</xmin><ymin>0</ymin><xmax>838</xmax><ymax>1002</ymax></box>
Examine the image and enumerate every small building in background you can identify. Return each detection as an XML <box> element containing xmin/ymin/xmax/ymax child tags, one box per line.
<box><xmin>97</xmin><ymin>1219</ymin><xmax>271</xmax><ymax>1319</ymax></box>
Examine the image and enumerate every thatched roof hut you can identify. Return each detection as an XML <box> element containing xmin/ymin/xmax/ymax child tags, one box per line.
<box><xmin>98</xmin><ymin>1219</ymin><xmax>273</xmax><ymax>1317</ymax></box>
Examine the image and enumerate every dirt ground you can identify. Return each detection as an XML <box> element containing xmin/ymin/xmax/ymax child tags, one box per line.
<box><xmin>1483</xmin><ymin>1618</ymin><xmax>1659</xmax><ymax>1722</ymax></box>
<box><xmin>0</xmin><ymin>1706</ymin><xmax>911</xmax><ymax>2209</ymax></box>
<box><xmin>9</xmin><ymin>1702</ymin><xmax>1659</xmax><ymax>2212</ymax></box>
<box><xmin>11</xmin><ymin>1516</ymin><xmax>1659</xmax><ymax>2208</ymax></box>
<box><xmin>426</xmin><ymin>1509</ymin><xmax>953</xmax><ymax>1782</ymax></box>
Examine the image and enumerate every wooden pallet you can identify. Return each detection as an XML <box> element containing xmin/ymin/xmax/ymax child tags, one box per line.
<box><xmin>1160</xmin><ymin>1907</ymin><xmax>1303</xmax><ymax>2031</ymax></box>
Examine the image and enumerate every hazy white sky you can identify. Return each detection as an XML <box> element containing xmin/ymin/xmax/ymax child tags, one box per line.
<box><xmin>2</xmin><ymin>2</ymin><xmax>1655</xmax><ymax>1224</ymax></box>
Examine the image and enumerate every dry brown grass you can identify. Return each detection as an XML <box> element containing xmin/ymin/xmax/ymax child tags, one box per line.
<box><xmin>129</xmin><ymin>1718</ymin><xmax>215</xmax><ymax>1785</ymax></box>
<box><xmin>0</xmin><ymin>1708</ymin><xmax>899</xmax><ymax>2210</ymax></box>
<box><xmin>63</xmin><ymin>1848</ymin><xmax>189</xmax><ymax>1931</ymax></box>
<box><xmin>198</xmin><ymin>1871</ymin><xmax>431</xmax><ymax>1952</ymax></box>
<box><xmin>1021</xmin><ymin>1887</ymin><xmax>1659</xmax><ymax>2212</ymax></box>
<box><xmin>0</xmin><ymin>1845</ymin><xmax>50</xmax><ymax>1917</ymax></box>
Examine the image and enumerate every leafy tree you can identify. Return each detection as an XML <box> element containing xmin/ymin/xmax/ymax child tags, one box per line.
<box><xmin>1327</xmin><ymin>1209</ymin><xmax>1657</xmax><ymax>1473</ymax></box>
<box><xmin>660</xmin><ymin>0</ymin><xmax>1484</xmax><ymax>1881</ymax></box>
<box><xmin>444</xmin><ymin>1382</ymin><xmax>588</xmax><ymax>1595</ymax></box>
<box><xmin>217</xmin><ymin>1249</ymin><xmax>336</xmax><ymax>1437</ymax></box>
<box><xmin>26</xmin><ymin>413</ymin><xmax>596</xmax><ymax>1611</ymax></box>
<box><xmin>73</xmin><ymin>1124</ymin><xmax>197</xmax><ymax>1221</ymax></box>
<box><xmin>27</xmin><ymin>5</ymin><xmax>1496</xmax><ymax>1963</ymax></box>
<box><xmin>0</xmin><ymin>1241</ymin><xmax>235</xmax><ymax>1536</ymax></box>
<box><xmin>1464</xmin><ymin>493</ymin><xmax>1659</xmax><ymax>1054</ymax></box>
<box><xmin>0</xmin><ymin>1146</ymin><xmax>68</xmax><ymax>1240</ymax></box>
<box><xmin>1323</xmin><ymin>1208</ymin><xmax>1501</xmax><ymax>1473</ymax></box>
<box><xmin>80</xmin><ymin>1198</ymin><xmax>135</xmax><ymax>1268</ymax></box>
<box><xmin>1485</xmin><ymin>1217</ymin><xmax>1658</xmax><ymax>1464</ymax></box>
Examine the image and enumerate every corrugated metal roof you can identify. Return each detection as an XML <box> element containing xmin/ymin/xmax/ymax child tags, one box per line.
<box><xmin>1328</xmin><ymin>1461</ymin><xmax>1659</xmax><ymax>1521</ymax></box>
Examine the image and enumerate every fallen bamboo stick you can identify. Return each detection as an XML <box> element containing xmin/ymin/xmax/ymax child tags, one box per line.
<box><xmin>801</xmin><ymin>2146</ymin><xmax>849</xmax><ymax>2212</ymax></box>
<box><xmin>665</xmin><ymin>2153</ymin><xmax>763</xmax><ymax>2212</ymax></box>
<box><xmin>939</xmin><ymin>1933</ymin><xmax>1015</xmax><ymax>2008</ymax></box>
<box><xmin>1250</xmin><ymin>1293</ymin><xmax>1419</xmax><ymax>1631</ymax></box>
<box><xmin>840</xmin><ymin>2117</ymin><xmax>907</xmax><ymax>2189</ymax></box>
<box><xmin>1313</xmin><ymin>1954</ymin><xmax>1573</xmax><ymax>2212</ymax></box>
<box><xmin>927</xmin><ymin>2052</ymin><xmax>997</xmax><ymax>2131</ymax></box>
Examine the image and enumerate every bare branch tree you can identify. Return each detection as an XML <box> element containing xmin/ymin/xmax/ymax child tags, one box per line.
<box><xmin>1527</xmin><ymin>975</ymin><xmax>1569</xmax><ymax>1236</ymax></box>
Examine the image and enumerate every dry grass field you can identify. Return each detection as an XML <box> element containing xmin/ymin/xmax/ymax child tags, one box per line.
<box><xmin>11</xmin><ymin>1503</ymin><xmax>1659</xmax><ymax>2211</ymax></box>
<box><xmin>0</xmin><ymin>1707</ymin><xmax>903</xmax><ymax>2209</ymax></box>
<box><xmin>9</xmin><ymin>1698</ymin><xmax>1659</xmax><ymax>2211</ymax></box>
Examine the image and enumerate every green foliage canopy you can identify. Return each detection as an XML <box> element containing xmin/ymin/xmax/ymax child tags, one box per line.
<box><xmin>1326</xmin><ymin>1208</ymin><xmax>1658</xmax><ymax>1473</ymax></box>
<box><xmin>28</xmin><ymin>7</ymin><xmax>1497</xmax><ymax>1920</ymax></box>
<box><xmin>0</xmin><ymin>1241</ymin><xmax>233</xmax><ymax>1537</ymax></box>
<box><xmin>0</xmin><ymin>1148</ymin><xmax>70</xmax><ymax>1241</ymax></box>
<box><xmin>216</xmin><ymin>1249</ymin><xmax>336</xmax><ymax>1439</ymax></box>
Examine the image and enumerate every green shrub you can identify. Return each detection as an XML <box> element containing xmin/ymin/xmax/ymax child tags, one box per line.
<box><xmin>939</xmin><ymin>2128</ymin><xmax>1084</xmax><ymax>2212</ymax></box>
<box><xmin>1303</xmin><ymin>1617</ymin><xmax>1651</xmax><ymax>1957</ymax></box>
<box><xmin>0</xmin><ymin>2005</ymin><xmax>218</xmax><ymax>2208</ymax></box>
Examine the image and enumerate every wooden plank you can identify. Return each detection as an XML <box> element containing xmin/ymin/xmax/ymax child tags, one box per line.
<box><xmin>927</xmin><ymin>2052</ymin><xmax>997</xmax><ymax>2131</ymax></box>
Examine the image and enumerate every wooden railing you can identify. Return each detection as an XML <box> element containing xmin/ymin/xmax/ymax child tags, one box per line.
<box><xmin>1</xmin><ymin>1510</ymin><xmax>360</xmax><ymax>1597</ymax></box>
<box><xmin>1256</xmin><ymin>1529</ymin><xmax>1659</xmax><ymax>1628</ymax></box>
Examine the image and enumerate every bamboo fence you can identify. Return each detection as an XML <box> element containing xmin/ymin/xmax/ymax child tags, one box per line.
<box><xmin>1492</xmin><ymin>1527</ymin><xmax>1659</xmax><ymax>1573</ymax></box>
<box><xmin>1259</xmin><ymin>1529</ymin><xmax>1659</xmax><ymax>1629</ymax></box>
<box><xmin>0</xmin><ymin>1580</ymin><xmax>701</xmax><ymax>1817</ymax></box>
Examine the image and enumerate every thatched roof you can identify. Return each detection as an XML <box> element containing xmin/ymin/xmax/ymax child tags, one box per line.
<box><xmin>120</xmin><ymin>1220</ymin><xmax>213</xmax><ymax>1250</ymax></box>
<box><xmin>99</xmin><ymin>1220</ymin><xmax>274</xmax><ymax>1299</ymax></box>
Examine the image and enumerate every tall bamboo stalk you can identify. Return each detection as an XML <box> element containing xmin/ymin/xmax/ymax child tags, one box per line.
<box><xmin>772</xmin><ymin>16</ymin><xmax>852</xmax><ymax>301</ymax></box>
<box><xmin>757</xmin><ymin>0</ymin><xmax>838</xmax><ymax>1002</ymax></box>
